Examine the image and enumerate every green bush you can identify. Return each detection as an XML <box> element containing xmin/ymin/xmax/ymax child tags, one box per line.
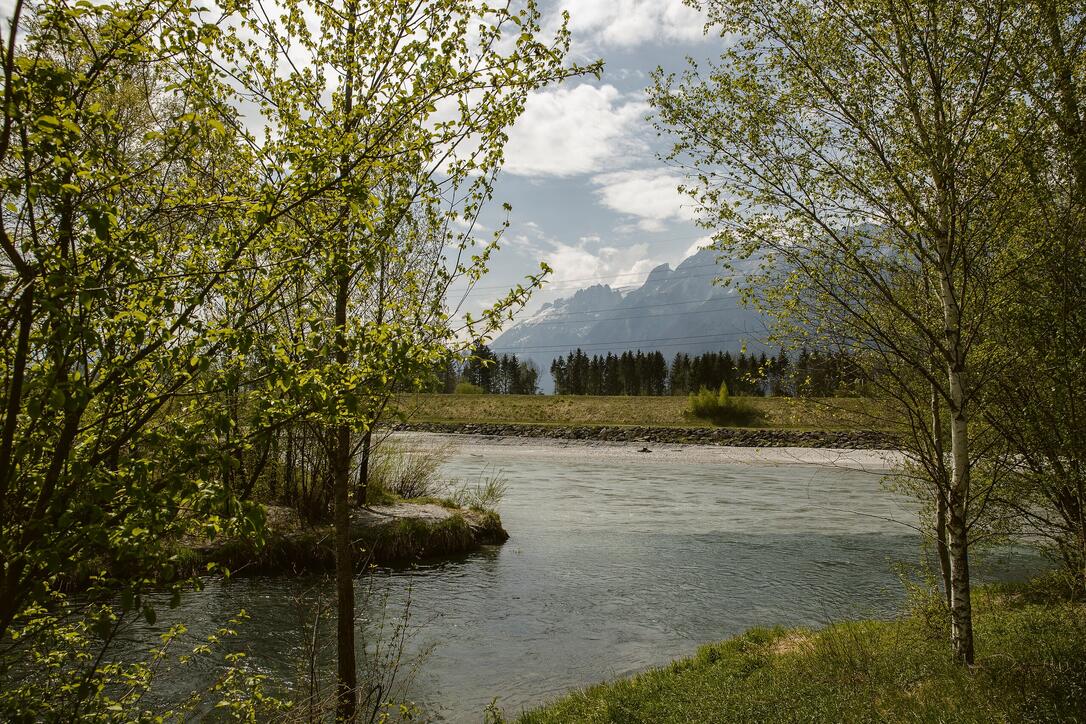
<box><xmin>685</xmin><ymin>383</ymin><xmax>758</xmax><ymax>426</ymax></box>
<box><xmin>367</xmin><ymin>441</ymin><xmax>449</xmax><ymax>502</ymax></box>
<box><xmin>455</xmin><ymin>382</ymin><xmax>485</xmax><ymax>394</ymax></box>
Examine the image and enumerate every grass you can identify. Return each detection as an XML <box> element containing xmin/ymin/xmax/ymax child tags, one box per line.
<box><xmin>515</xmin><ymin>576</ymin><xmax>1086</xmax><ymax>723</ymax></box>
<box><xmin>189</xmin><ymin>508</ymin><xmax>508</xmax><ymax>577</ymax></box>
<box><xmin>395</xmin><ymin>393</ymin><xmax>891</xmax><ymax>431</ymax></box>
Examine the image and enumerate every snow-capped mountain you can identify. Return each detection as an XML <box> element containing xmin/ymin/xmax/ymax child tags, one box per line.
<box><xmin>492</xmin><ymin>248</ymin><xmax>772</xmax><ymax>391</ymax></box>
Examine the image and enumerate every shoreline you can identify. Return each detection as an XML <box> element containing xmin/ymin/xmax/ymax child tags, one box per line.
<box><xmin>390</xmin><ymin>430</ymin><xmax>903</xmax><ymax>472</ymax></box>
<box><xmin>517</xmin><ymin>575</ymin><xmax>1084</xmax><ymax>724</ymax></box>
<box><xmin>390</xmin><ymin>421</ymin><xmax>898</xmax><ymax>451</ymax></box>
<box><xmin>185</xmin><ymin>502</ymin><xmax>508</xmax><ymax>578</ymax></box>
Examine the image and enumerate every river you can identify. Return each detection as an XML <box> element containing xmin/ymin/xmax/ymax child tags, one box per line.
<box><xmin>125</xmin><ymin>435</ymin><xmax>1045</xmax><ymax>721</ymax></box>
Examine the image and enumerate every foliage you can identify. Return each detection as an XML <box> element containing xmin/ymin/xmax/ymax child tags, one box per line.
<box><xmin>455</xmin><ymin>382</ymin><xmax>485</xmax><ymax>395</ymax></box>
<box><xmin>685</xmin><ymin>383</ymin><xmax>757</xmax><ymax>426</ymax></box>
<box><xmin>0</xmin><ymin>0</ymin><xmax>272</xmax><ymax>682</ymax></box>
<box><xmin>651</xmin><ymin>0</ymin><xmax>1037</xmax><ymax>662</ymax></box>
<box><xmin>445</xmin><ymin>472</ymin><xmax>510</xmax><ymax>512</ymax></box>
<box><xmin>366</xmin><ymin>441</ymin><xmax>449</xmax><ymax>503</ymax></box>
<box><xmin>0</xmin><ymin>0</ymin><xmax>592</xmax><ymax>717</ymax></box>
<box><xmin>548</xmin><ymin>347</ymin><xmax>864</xmax><ymax>397</ymax></box>
<box><xmin>449</xmin><ymin>345</ymin><xmax>540</xmax><ymax>395</ymax></box>
<box><xmin>0</xmin><ymin>602</ymin><xmax>289</xmax><ymax>722</ymax></box>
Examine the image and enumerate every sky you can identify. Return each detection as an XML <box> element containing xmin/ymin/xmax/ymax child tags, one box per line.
<box><xmin>0</xmin><ymin>0</ymin><xmax>727</xmax><ymax>324</ymax></box>
<box><xmin>448</xmin><ymin>0</ymin><xmax>730</xmax><ymax>324</ymax></box>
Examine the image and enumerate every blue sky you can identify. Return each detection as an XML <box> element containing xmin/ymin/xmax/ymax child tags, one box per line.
<box><xmin>448</xmin><ymin>1</ymin><xmax>731</xmax><ymax>325</ymax></box>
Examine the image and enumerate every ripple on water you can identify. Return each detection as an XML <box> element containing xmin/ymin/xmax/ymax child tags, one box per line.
<box><xmin>116</xmin><ymin>444</ymin><xmax>1046</xmax><ymax>721</ymax></box>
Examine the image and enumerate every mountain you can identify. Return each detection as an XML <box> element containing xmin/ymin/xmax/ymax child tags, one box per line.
<box><xmin>491</xmin><ymin>248</ymin><xmax>773</xmax><ymax>391</ymax></box>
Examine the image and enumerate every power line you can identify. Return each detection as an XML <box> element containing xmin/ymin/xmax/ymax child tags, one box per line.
<box><xmin>506</xmin><ymin>293</ymin><xmax>751</xmax><ymax>318</ymax></box>
<box><xmin>509</xmin><ymin>300</ymin><xmax>746</xmax><ymax>327</ymax></box>
<box><xmin>489</xmin><ymin>329</ymin><xmax>766</xmax><ymax>353</ymax></box>
<box><xmin>447</xmin><ymin>263</ymin><xmax>741</xmax><ymax>295</ymax></box>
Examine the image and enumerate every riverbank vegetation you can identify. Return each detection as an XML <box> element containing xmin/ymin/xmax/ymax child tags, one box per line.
<box><xmin>517</xmin><ymin>575</ymin><xmax>1086</xmax><ymax>723</ymax></box>
<box><xmin>685</xmin><ymin>383</ymin><xmax>759</xmax><ymax>427</ymax></box>
<box><xmin>396</xmin><ymin>392</ymin><xmax>888</xmax><ymax>431</ymax></box>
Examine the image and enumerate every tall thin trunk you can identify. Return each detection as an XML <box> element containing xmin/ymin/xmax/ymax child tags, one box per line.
<box><xmin>935</xmin><ymin>492</ymin><xmax>952</xmax><ymax>608</ymax></box>
<box><xmin>0</xmin><ymin>283</ymin><xmax>32</xmax><ymax>509</ymax></box>
<box><xmin>356</xmin><ymin>429</ymin><xmax>371</xmax><ymax>507</ymax></box>
<box><xmin>930</xmin><ymin>365</ymin><xmax>952</xmax><ymax>608</ymax></box>
<box><xmin>356</xmin><ymin>250</ymin><xmax>387</xmax><ymax>508</ymax></box>
<box><xmin>334</xmin><ymin>5</ymin><xmax>359</xmax><ymax>719</ymax></box>
<box><xmin>938</xmin><ymin>263</ymin><xmax>975</xmax><ymax>664</ymax></box>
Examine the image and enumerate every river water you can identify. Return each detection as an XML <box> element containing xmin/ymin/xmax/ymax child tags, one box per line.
<box><xmin>127</xmin><ymin>436</ymin><xmax>1045</xmax><ymax>721</ymax></box>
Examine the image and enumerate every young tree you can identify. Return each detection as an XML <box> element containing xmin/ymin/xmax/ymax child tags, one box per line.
<box><xmin>213</xmin><ymin>1</ymin><xmax>589</xmax><ymax>715</ymax></box>
<box><xmin>653</xmin><ymin>0</ymin><xmax>1025</xmax><ymax>662</ymax></box>
<box><xmin>0</xmin><ymin>0</ymin><xmax>272</xmax><ymax>654</ymax></box>
<box><xmin>985</xmin><ymin>0</ymin><xmax>1086</xmax><ymax>585</ymax></box>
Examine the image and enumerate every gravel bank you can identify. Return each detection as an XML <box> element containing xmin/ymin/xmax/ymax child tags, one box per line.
<box><xmin>390</xmin><ymin>431</ymin><xmax>903</xmax><ymax>472</ymax></box>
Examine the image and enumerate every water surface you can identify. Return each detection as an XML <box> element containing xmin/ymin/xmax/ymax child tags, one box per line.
<box><xmin>131</xmin><ymin>438</ymin><xmax>1044</xmax><ymax>720</ymax></box>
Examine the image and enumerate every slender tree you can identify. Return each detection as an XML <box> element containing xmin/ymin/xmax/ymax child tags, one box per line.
<box><xmin>653</xmin><ymin>0</ymin><xmax>1026</xmax><ymax>662</ymax></box>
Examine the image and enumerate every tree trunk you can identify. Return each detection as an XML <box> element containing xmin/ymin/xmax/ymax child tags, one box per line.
<box><xmin>930</xmin><ymin>375</ymin><xmax>952</xmax><ymax>608</ymax></box>
<box><xmin>333</xmin><ymin>413</ymin><xmax>356</xmax><ymax>719</ymax></box>
<box><xmin>356</xmin><ymin>428</ymin><xmax>371</xmax><ymax>507</ymax></box>
<box><xmin>936</xmin><ymin>491</ymin><xmax>952</xmax><ymax>608</ymax></box>
<box><xmin>334</xmin><ymin>5</ymin><xmax>359</xmax><ymax>718</ymax></box>
<box><xmin>942</xmin><ymin>283</ymin><xmax>975</xmax><ymax>665</ymax></box>
<box><xmin>946</xmin><ymin>489</ymin><xmax>974</xmax><ymax>664</ymax></box>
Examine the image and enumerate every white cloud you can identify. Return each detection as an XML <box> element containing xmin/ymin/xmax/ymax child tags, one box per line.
<box><xmin>591</xmin><ymin>169</ymin><xmax>698</xmax><ymax>232</ymax></box>
<box><xmin>683</xmin><ymin>235</ymin><xmax>714</xmax><ymax>260</ymax></box>
<box><xmin>502</xmin><ymin>84</ymin><xmax>649</xmax><ymax>177</ymax></box>
<box><xmin>508</xmin><ymin>226</ymin><xmax>667</xmax><ymax>300</ymax></box>
<box><xmin>555</xmin><ymin>0</ymin><xmax>707</xmax><ymax>49</ymax></box>
<box><xmin>543</xmin><ymin>240</ymin><xmax>656</xmax><ymax>289</ymax></box>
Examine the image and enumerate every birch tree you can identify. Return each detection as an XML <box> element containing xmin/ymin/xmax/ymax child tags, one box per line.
<box><xmin>651</xmin><ymin>0</ymin><xmax>1026</xmax><ymax>663</ymax></box>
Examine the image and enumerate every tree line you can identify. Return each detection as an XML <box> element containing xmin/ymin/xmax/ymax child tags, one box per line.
<box><xmin>548</xmin><ymin>348</ymin><xmax>863</xmax><ymax>397</ymax></box>
<box><xmin>432</xmin><ymin>345</ymin><xmax>541</xmax><ymax>395</ymax></box>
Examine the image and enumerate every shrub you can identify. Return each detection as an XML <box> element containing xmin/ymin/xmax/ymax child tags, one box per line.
<box><xmin>685</xmin><ymin>383</ymin><xmax>758</xmax><ymax>426</ymax></box>
<box><xmin>367</xmin><ymin>441</ymin><xmax>448</xmax><ymax>501</ymax></box>
<box><xmin>455</xmin><ymin>382</ymin><xmax>485</xmax><ymax>394</ymax></box>
<box><xmin>445</xmin><ymin>472</ymin><xmax>509</xmax><ymax>512</ymax></box>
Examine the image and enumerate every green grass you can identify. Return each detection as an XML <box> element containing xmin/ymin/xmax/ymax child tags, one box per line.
<box><xmin>396</xmin><ymin>393</ymin><xmax>891</xmax><ymax>431</ymax></box>
<box><xmin>515</xmin><ymin>576</ymin><xmax>1086</xmax><ymax>723</ymax></box>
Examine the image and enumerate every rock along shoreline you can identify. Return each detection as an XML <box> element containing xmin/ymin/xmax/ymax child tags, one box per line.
<box><xmin>391</xmin><ymin>421</ymin><xmax>898</xmax><ymax>450</ymax></box>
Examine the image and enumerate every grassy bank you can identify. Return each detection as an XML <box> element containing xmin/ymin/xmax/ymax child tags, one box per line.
<box><xmin>516</xmin><ymin>577</ymin><xmax>1086</xmax><ymax>723</ymax></box>
<box><xmin>396</xmin><ymin>393</ymin><xmax>891</xmax><ymax>431</ymax></box>
<box><xmin>183</xmin><ymin>503</ymin><xmax>508</xmax><ymax>577</ymax></box>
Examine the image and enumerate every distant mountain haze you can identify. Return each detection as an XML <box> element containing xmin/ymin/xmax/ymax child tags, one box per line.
<box><xmin>491</xmin><ymin>248</ymin><xmax>773</xmax><ymax>392</ymax></box>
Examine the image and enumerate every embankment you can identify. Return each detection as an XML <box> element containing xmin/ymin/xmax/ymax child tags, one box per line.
<box><xmin>391</xmin><ymin>421</ymin><xmax>898</xmax><ymax>450</ymax></box>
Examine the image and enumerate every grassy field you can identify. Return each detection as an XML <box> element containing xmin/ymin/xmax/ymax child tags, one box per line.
<box><xmin>515</xmin><ymin>576</ymin><xmax>1086</xmax><ymax>723</ymax></box>
<box><xmin>395</xmin><ymin>393</ymin><xmax>892</xmax><ymax>431</ymax></box>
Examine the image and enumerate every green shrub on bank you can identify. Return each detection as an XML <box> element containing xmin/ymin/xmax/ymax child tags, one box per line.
<box><xmin>455</xmin><ymin>382</ymin><xmax>485</xmax><ymax>395</ymax></box>
<box><xmin>515</xmin><ymin>574</ymin><xmax>1086</xmax><ymax>724</ymax></box>
<box><xmin>367</xmin><ymin>441</ymin><xmax>449</xmax><ymax>502</ymax></box>
<box><xmin>685</xmin><ymin>383</ymin><xmax>758</xmax><ymax>426</ymax></box>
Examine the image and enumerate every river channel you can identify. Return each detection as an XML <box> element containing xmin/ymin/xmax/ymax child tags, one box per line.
<box><xmin>127</xmin><ymin>435</ymin><xmax>1045</xmax><ymax>721</ymax></box>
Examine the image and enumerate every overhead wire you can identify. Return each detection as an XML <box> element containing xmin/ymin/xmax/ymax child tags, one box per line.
<box><xmin>489</xmin><ymin>329</ymin><xmax>768</xmax><ymax>353</ymax></box>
